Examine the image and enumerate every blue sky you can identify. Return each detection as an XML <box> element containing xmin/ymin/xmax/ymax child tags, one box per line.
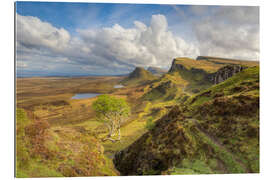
<box><xmin>16</xmin><ymin>2</ymin><xmax>259</xmax><ymax>76</ymax></box>
<box><xmin>16</xmin><ymin>2</ymin><xmax>192</xmax><ymax>36</ymax></box>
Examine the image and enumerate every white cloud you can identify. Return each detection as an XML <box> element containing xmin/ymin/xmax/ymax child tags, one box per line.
<box><xmin>16</xmin><ymin>6</ymin><xmax>260</xmax><ymax>76</ymax></box>
<box><xmin>16</xmin><ymin>14</ymin><xmax>70</xmax><ymax>53</ymax></box>
<box><xmin>17</xmin><ymin>13</ymin><xmax>199</xmax><ymax>74</ymax></box>
<box><xmin>78</xmin><ymin>14</ymin><xmax>199</xmax><ymax>69</ymax></box>
<box><xmin>193</xmin><ymin>6</ymin><xmax>259</xmax><ymax>60</ymax></box>
<box><xmin>17</xmin><ymin>61</ymin><xmax>28</xmax><ymax>68</ymax></box>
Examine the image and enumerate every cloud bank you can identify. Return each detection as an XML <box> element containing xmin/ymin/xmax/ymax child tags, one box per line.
<box><xmin>16</xmin><ymin>5</ymin><xmax>259</xmax><ymax>76</ymax></box>
<box><xmin>192</xmin><ymin>6</ymin><xmax>259</xmax><ymax>60</ymax></box>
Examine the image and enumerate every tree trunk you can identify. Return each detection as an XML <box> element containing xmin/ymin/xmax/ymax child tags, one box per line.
<box><xmin>117</xmin><ymin>128</ymin><xmax>121</xmax><ymax>141</ymax></box>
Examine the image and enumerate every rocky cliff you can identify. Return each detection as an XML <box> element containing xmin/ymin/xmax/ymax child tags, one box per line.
<box><xmin>169</xmin><ymin>58</ymin><xmax>246</xmax><ymax>85</ymax></box>
<box><xmin>209</xmin><ymin>65</ymin><xmax>247</xmax><ymax>84</ymax></box>
<box><xmin>168</xmin><ymin>59</ymin><xmax>186</xmax><ymax>73</ymax></box>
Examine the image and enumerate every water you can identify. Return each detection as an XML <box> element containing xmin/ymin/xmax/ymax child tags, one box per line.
<box><xmin>71</xmin><ymin>93</ymin><xmax>100</xmax><ymax>99</ymax></box>
<box><xmin>114</xmin><ymin>84</ymin><xmax>124</xmax><ymax>88</ymax></box>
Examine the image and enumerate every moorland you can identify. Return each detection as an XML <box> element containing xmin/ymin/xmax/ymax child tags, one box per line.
<box><xmin>16</xmin><ymin>56</ymin><xmax>259</xmax><ymax>177</ymax></box>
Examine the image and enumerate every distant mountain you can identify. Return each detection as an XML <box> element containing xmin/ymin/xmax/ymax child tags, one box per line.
<box><xmin>121</xmin><ymin>67</ymin><xmax>156</xmax><ymax>86</ymax></box>
<box><xmin>147</xmin><ymin>67</ymin><xmax>167</xmax><ymax>76</ymax></box>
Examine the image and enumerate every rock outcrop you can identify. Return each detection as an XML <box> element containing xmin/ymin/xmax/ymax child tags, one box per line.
<box><xmin>168</xmin><ymin>59</ymin><xmax>186</xmax><ymax>73</ymax></box>
<box><xmin>209</xmin><ymin>65</ymin><xmax>247</xmax><ymax>84</ymax></box>
<box><xmin>169</xmin><ymin>58</ymin><xmax>247</xmax><ymax>85</ymax></box>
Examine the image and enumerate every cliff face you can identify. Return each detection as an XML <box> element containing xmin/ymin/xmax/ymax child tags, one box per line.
<box><xmin>168</xmin><ymin>59</ymin><xmax>186</xmax><ymax>73</ymax></box>
<box><xmin>169</xmin><ymin>58</ymin><xmax>246</xmax><ymax>85</ymax></box>
<box><xmin>209</xmin><ymin>65</ymin><xmax>247</xmax><ymax>84</ymax></box>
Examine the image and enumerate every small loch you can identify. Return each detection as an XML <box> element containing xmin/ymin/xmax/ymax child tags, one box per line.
<box><xmin>71</xmin><ymin>93</ymin><xmax>100</xmax><ymax>99</ymax></box>
<box><xmin>114</xmin><ymin>84</ymin><xmax>124</xmax><ymax>88</ymax></box>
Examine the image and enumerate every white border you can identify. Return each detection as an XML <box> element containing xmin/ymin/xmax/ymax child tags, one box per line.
<box><xmin>1</xmin><ymin>0</ymin><xmax>269</xmax><ymax>180</ymax></box>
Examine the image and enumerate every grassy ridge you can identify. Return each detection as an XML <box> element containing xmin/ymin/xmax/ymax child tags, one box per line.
<box><xmin>197</xmin><ymin>56</ymin><xmax>259</xmax><ymax>67</ymax></box>
<box><xmin>173</xmin><ymin>57</ymin><xmax>224</xmax><ymax>73</ymax></box>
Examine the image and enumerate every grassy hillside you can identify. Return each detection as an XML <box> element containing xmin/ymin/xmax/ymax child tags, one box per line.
<box><xmin>143</xmin><ymin>72</ymin><xmax>188</xmax><ymax>102</ymax></box>
<box><xmin>184</xmin><ymin>66</ymin><xmax>260</xmax><ymax>172</ymax></box>
<box><xmin>16</xmin><ymin>56</ymin><xmax>260</xmax><ymax>177</ymax></box>
<box><xmin>121</xmin><ymin>67</ymin><xmax>156</xmax><ymax>86</ymax></box>
<box><xmin>16</xmin><ymin>108</ymin><xmax>118</xmax><ymax>177</ymax></box>
<box><xmin>114</xmin><ymin>66</ymin><xmax>259</xmax><ymax>175</ymax></box>
<box><xmin>114</xmin><ymin>106</ymin><xmax>250</xmax><ymax>175</ymax></box>
<box><xmin>172</xmin><ymin>57</ymin><xmax>224</xmax><ymax>73</ymax></box>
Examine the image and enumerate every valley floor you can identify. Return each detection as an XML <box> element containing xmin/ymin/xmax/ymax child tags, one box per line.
<box><xmin>16</xmin><ymin>76</ymin><xmax>176</xmax><ymax>177</ymax></box>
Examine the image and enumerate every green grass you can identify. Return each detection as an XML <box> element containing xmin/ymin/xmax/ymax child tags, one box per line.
<box><xmin>195</xmin><ymin>128</ymin><xmax>246</xmax><ymax>173</ymax></box>
<box><xmin>187</xmin><ymin>66</ymin><xmax>259</xmax><ymax>108</ymax></box>
<box><xmin>173</xmin><ymin>57</ymin><xmax>224</xmax><ymax>73</ymax></box>
<box><xmin>122</xmin><ymin>67</ymin><xmax>156</xmax><ymax>86</ymax></box>
<box><xmin>143</xmin><ymin>72</ymin><xmax>187</xmax><ymax>102</ymax></box>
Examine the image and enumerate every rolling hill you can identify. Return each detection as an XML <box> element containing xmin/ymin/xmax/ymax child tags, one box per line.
<box><xmin>121</xmin><ymin>67</ymin><xmax>156</xmax><ymax>86</ymax></box>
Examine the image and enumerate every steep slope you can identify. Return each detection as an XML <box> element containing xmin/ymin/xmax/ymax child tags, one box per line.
<box><xmin>113</xmin><ymin>66</ymin><xmax>259</xmax><ymax>175</ymax></box>
<box><xmin>16</xmin><ymin>108</ymin><xmax>118</xmax><ymax>177</ymax></box>
<box><xmin>143</xmin><ymin>57</ymin><xmax>249</xmax><ymax>102</ymax></box>
<box><xmin>121</xmin><ymin>67</ymin><xmax>156</xmax><ymax>86</ymax></box>
<box><xmin>185</xmin><ymin>66</ymin><xmax>259</xmax><ymax>172</ymax></box>
<box><xmin>147</xmin><ymin>67</ymin><xmax>167</xmax><ymax>76</ymax></box>
<box><xmin>168</xmin><ymin>57</ymin><xmax>250</xmax><ymax>93</ymax></box>
<box><xmin>142</xmin><ymin>72</ymin><xmax>188</xmax><ymax>102</ymax></box>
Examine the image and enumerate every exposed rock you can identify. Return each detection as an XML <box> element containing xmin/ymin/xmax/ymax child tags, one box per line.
<box><xmin>196</xmin><ymin>56</ymin><xmax>209</xmax><ymax>60</ymax></box>
<box><xmin>168</xmin><ymin>59</ymin><xmax>186</xmax><ymax>73</ymax></box>
<box><xmin>209</xmin><ymin>65</ymin><xmax>247</xmax><ymax>84</ymax></box>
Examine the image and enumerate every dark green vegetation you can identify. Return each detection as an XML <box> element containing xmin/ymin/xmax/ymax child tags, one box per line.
<box><xmin>16</xmin><ymin>56</ymin><xmax>259</xmax><ymax>177</ymax></box>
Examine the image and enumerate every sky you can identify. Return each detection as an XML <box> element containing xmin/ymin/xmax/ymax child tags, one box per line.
<box><xmin>16</xmin><ymin>2</ymin><xmax>259</xmax><ymax>76</ymax></box>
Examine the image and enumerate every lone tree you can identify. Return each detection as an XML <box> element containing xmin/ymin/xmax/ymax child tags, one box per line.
<box><xmin>92</xmin><ymin>94</ymin><xmax>130</xmax><ymax>142</ymax></box>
